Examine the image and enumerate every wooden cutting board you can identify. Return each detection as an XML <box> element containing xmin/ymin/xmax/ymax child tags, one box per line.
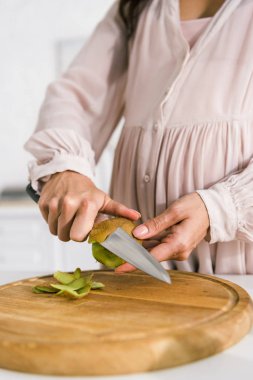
<box><xmin>0</xmin><ymin>270</ymin><xmax>252</xmax><ymax>376</ymax></box>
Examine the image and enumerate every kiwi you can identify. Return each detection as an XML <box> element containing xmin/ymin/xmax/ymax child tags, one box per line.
<box><xmin>88</xmin><ymin>217</ymin><xmax>140</xmax><ymax>268</ymax></box>
<box><xmin>91</xmin><ymin>243</ymin><xmax>125</xmax><ymax>268</ymax></box>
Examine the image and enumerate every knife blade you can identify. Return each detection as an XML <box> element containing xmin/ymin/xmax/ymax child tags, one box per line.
<box><xmin>101</xmin><ymin>227</ymin><xmax>171</xmax><ymax>284</ymax></box>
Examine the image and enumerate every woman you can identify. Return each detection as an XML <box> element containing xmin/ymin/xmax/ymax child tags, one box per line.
<box><xmin>24</xmin><ymin>0</ymin><xmax>253</xmax><ymax>274</ymax></box>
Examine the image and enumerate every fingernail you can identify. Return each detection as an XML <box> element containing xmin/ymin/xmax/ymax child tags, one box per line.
<box><xmin>133</xmin><ymin>225</ymin><xmax>149</xmax><ymax>238</ymax></box>
<box><xmin>130</xmin><ymin>209</ymin><xmax>141</xmax><ymax>217</ymax></box>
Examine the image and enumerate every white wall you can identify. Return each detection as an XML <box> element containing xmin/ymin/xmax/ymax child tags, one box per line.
<box><xmin>0</xmin><ymin>0</ymin><xmax>114</xmax><ymax>192</ymax></box>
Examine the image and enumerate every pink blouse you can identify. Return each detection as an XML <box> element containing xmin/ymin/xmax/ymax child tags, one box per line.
<box><xmin>24</xmin><ymin>0</ymin><xmax>253</xmax><ymax>274</ymax></box>
<box><xmin>180</xmin><ymin>17</ymin><xmax>211</xmax><ymax>49</ymax></box>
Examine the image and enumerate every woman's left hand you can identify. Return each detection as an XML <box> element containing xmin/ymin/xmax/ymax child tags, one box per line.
<box><xmin>115</xmin><ymin>192</ymin><xmax>210</xmax><ymax>273</ymax></box>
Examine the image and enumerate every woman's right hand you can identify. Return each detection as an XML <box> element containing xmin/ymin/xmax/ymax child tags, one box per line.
<box><xmin>38</xmin><ymin>170</ymin><xmax>140</xmax><ymax>242</ymax></box>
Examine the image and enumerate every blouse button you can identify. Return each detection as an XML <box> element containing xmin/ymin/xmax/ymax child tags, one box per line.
<box><xmin>153</xmin><ymin>122</ymin><xmax>159</xmax><ymax>132</ymax></box>
<box><xmin>144</xmin><ymin>174</ymin><xmax>150</xmax><ymax>183</ymax></box>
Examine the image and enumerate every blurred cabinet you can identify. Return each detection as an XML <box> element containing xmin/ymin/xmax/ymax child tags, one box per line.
<box><xmin>0</xmin><ymin>202</ymin><xmax>101</xmax><ymax>272</ymax></box>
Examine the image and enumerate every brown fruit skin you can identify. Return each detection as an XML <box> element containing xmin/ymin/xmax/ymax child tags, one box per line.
<box><xmin>88</xmin><ymin>217</ymin><xmax>138</xmax><ymax>243</ymax></box>
<box><xmin>88</xmin><ymin>217</ymin><xmax>141</xmax><ymax>268</ymax></box>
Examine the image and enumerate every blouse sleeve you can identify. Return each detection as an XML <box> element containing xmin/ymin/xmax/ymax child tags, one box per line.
<box><xmin>24</xmin><ymin>1</ymin><xmax>127</xmax><ymax>191</ymax></box>
<box><xmin>196</xmin><ymin>158</ymin><xmax>253</xmax><ymax>244</ymax></box>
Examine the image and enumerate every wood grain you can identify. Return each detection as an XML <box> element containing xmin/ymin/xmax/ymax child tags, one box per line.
<box><xmin>0</xmin><ymin>270</ymin><xmax>252</xmax><ymax>375</ymax></box>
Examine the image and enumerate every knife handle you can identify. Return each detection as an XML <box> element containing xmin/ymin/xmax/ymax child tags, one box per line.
<box><xmin>26</xmin><ymin>183</ymin><xmax>40</xmax><ymax>203</ymax></box>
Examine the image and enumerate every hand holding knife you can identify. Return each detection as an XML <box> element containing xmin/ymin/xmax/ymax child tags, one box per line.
<box><xmin>26</xmin><ymin>183</ymin><xmax>171</xmax><ymax>284</ymax></box>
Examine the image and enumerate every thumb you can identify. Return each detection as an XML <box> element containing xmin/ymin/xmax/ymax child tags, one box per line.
<box><xmin>101</xmin><ymin>197</ymin><xmax>141</xmax><ymax>221</ymax></box>
<box><xmin>133</xmin><ymin>210</ymin><xmax>177</xmax><ymax>239</ymax></box>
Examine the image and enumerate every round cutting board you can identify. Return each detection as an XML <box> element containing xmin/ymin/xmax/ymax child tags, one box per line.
<box><xmin>0</xmin><ymin>270</ymin><xmax>252</xmax><ymax>376</ymax></box>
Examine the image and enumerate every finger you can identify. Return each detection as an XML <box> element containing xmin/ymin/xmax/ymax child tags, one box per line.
<box><xmin>115</xmin><ymin>262</ymin><xmax>136</xmax><ymax>273</ymax></box>
<box><xmin>94</xmin><ymin>213</ymin><xmax>109</xmax><ymax>225</ymax></box>
<box><xmin>132</xmin><ymin>206</ymin><xmax>183</xmax><ymax>239</ymax></box>
<box><xmin>101</xmin><ymin>197</ymin><xmax>141</xmax><ymax>221</ymax></box>
<box><xmin>142</xmin><ymin>240</ymin><xmax>160</xmax><ymax>249</ymax></box>
<box><xmin>57</xmin><ymin>196</ymin><xmax>80</xmax><ymax>242</ymax></box>
<box><xmin>38</xmin><ymin>182</ymin><xmax>55</xmax><ymax>223</ymax></box>
<box><xmin>143</xmin><ymin>229</ymin><xmax>171</xmax><ymax>241</ymax></box>
<box><xmin>47</xmin><ymin>197</ymin><xmax>60</xmax><ymax>236</ymax></box>
<box><xmin>149</xmin><ymin>241</ymin><xmax>182</xmax><ymax>262</ymax></box>
<box><xmin>70</xmin><ymin>199</ymin><xmax>97</xmax><ymax>242</ymax></box>
<box><xmin>38</xmin><ymin>197</ymin><xmax>49</xmax><ymax>223</ymax></box>
<box><xmin>149</xmin><ymin>226</ymin><xmax>191</xmax><ymax>262</ymax></box>
<box><xmin>168</xmin><ymin>219</ymin><xmax>203</xmax><ymax>250</ymax></box>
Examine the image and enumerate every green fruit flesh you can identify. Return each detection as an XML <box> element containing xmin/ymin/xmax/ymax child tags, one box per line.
<box><xmin>92</xmin><ymin>243</ymin><xmax>125</xmax><ymax>268</ymax></box>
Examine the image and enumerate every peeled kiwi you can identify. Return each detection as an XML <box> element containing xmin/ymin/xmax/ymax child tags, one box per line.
<box><xmin>91</xmin><ymin>243</ymin><xmax>125</xmax><ymax>268</ymax></box>
<box><xmin>88</xmin><ymin>217</ymin><xmax>140</xmax><ymax>268</ymax></box>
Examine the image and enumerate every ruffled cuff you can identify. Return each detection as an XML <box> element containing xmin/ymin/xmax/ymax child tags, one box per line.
<box><xmin>196</xmin><ymin>183</ymin><xmax>237</xmax><ymax>244</ymax></box>
<box><xmin>27</xmin><ymin>153</ymin><xmax>95</xmax><ymax>192</ymax></box>
<box><xmin>24</xmin><ymin>128</ymin><xmax>96</xmax><ymax>192</ymax></box>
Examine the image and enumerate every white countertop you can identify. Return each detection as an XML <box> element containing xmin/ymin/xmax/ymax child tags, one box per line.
<box><xmin>0</xmin><ymin>272</ymin><xmax>253</xmax><ymax>380</ymax></box>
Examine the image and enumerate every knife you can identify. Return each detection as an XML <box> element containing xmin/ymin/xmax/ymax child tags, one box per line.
<box><xmin>26</xmin><ymin>183</ymin><xmax>171</xmax><ymax>284</ymax></box>
<box><xmin>101</xmin><ymin>227</ymin><xmax>171</xmax><ymax>284</ymax></box>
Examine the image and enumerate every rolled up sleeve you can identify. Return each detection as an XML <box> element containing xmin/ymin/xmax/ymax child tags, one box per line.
<box><xmin>24</xmin><ymin>1</ymin><xmax>127</xmax><ymax>191</ymax></box>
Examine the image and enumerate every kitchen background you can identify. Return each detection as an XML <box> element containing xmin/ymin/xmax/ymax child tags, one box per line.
<box><xmin>0</xmin><ymin>0</ymin><xmax>120</xmax><ymax>273</ymax></box>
